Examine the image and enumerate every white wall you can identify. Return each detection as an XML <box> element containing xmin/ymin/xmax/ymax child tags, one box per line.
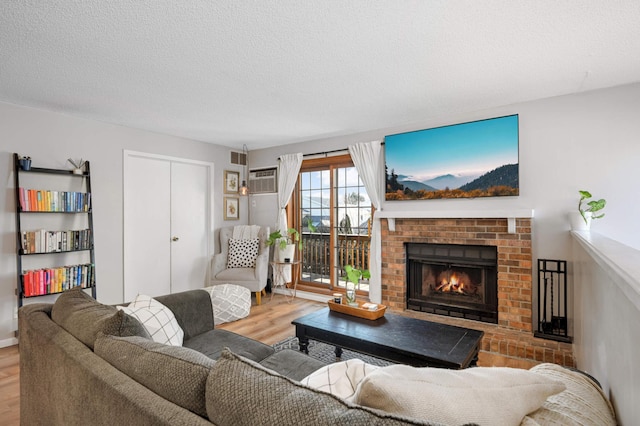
<box><xmin>251</xmin><ymin>83</ymin><xmax>640</xmax><ymax>258</ymax></box>
<box><xmin>0</xmin><ymin>102</ymin><xmax>247</xmax><ymax>346</ymax></box>
<box><xmin>572</xmin><ymin>231</ymin><xmax>640</xmax><ymax>426</ymax></box>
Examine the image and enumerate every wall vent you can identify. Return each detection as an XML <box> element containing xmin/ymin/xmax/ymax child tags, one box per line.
<box><xmin>249</xmin><ymin>167</ymin><xmax>277</xmax><ymax>194</ymax></box>
<box><xmin>230</xmin><ymin>151</ymin><xmax>247</xmax><ymax>166</ymax></box>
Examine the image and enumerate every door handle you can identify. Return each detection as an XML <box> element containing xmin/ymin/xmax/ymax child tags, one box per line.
<box><xmin>172</xmin><ymin>236</ymin><xmax>179</xmax><ymax>242</ymax></box>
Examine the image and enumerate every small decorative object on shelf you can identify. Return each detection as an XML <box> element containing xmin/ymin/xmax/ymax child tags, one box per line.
<box><xmin>67</xmin><ymin>158</ymin><xmax>86</xmax><ymax>175</ymax></box>
<box><xmin>19</xmin><ymin>156</ymin><xmax>31</xmax><ymax>170</ymax></box>
<box><xmin>570</xmin><ymin>190</ymin><xmax>606</xmax><ymax>230</ymax></box>
<box><xmin>578</xmin><ymin>190</ymin><xmax>606</xmax><ymax>224</ymax></box>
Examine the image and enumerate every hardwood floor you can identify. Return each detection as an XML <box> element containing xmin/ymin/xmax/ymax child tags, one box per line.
<box><xmin>0</xmin><ymin>344</ymin><xmax>20</xmax><ymax>426</ymax></box>
<box><xmin>0</xmin><ymin>294</ymin><xmax>536</xmax><ymax>425</ymax></box>
<box><xmin>217</xmin><ymin>293</ymin><xmax>325</xmax><ymax>344</ymax></box>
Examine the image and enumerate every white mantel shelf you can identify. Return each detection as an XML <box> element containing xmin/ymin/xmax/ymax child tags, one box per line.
<box><xmin>375</xmin><ymin>209</ymin><xmax>534</xmax><ymax>219</ymax></box>
<box><xmin>375</xmin><ymin>209</ymin><xmax>534</xmax><ymax>233</ymax></box>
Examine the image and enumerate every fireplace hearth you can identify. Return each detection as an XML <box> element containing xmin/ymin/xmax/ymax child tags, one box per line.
<box><xmin>406</xmin><ymin>243</ymin><xmax>498</xmax><ymax>324</ymax></box>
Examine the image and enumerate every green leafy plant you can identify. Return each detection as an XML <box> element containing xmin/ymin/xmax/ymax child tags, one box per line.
<box><xmin>67</xmin><ymin>158</ymin><xmax>86</xmax><ymax>170</ymax></box>
<box><xmin>265</xmin><ymin>228</ymin><xmax>302</xmax><ymax>250</ymax></box>
<box><xmin>344</xmin><ymin>265</ymin><xmax>371</xmax><ymax>286</ymax></box>
<box><xmin>578</xmin><ymin>190</ymin><xmax>606</xmax><ymax>225</ymax></box>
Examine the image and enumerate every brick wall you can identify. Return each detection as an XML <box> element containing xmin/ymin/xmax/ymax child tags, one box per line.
<box><xmin>380</xmin><ymin>217</ymin><xmax>574</xmax><ymax>367</ymax></box>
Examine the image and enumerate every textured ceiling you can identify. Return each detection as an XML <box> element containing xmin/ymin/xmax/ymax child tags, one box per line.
<box><xmin>1</xmin><ymin>1</ymin><xmax>640</xmax><ymax>149</ymax></box>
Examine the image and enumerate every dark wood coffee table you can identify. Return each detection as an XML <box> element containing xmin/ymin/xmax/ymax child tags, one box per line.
<box><xmin>292</xmin><ymin>308</ymin><xmax>483</xmax><ymax>369</ymax></box>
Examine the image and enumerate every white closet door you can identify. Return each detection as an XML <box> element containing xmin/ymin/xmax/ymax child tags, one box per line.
<box><xmin>170</xmin><ymin>161</ymin><xmax>209</xmax><ymax>293</ymax></box>
<box><xmin>124</xmin><ymin>151</ymin><xmax>213</xmax><ymax>302</ymax></box>
<box><xmin>124</xmin><ymin>155</ymin><xmax>172</xmax><ymax>301</ymax></box>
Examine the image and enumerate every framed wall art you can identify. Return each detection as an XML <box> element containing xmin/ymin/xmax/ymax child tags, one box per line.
<box><xmin>224</xmin><ymin>197</ymin><xmax>239</xmax><ymax>220</ymax></box>
<box><xmin>224</xmin><ymin>170</ymin><xmax>240</xmax><ymax>194</ymax></box>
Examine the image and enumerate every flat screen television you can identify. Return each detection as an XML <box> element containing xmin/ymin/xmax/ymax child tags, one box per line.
<box><xmin>384</xmin><ymin>114</ymin><xmax>519</xmax><ymax>200</ymax></box>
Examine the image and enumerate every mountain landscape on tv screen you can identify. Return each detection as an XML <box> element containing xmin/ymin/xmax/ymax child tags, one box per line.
<box><xmin>387</xmin><ymin>163</ymin><xmax>519</xmax><ymax>200</ymax></box>
<box><xmin>384</xmin><ymin>114</ymin><xmax>520</xmax><ymax>201</ymax></box>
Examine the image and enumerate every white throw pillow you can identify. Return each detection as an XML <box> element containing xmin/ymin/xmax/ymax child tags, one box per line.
<box><xmin>227</xmin><ymin>238</ymin><xmax>259</xmax><ymax>268</ymax></box>
<box><xmin>118</xmin><ymin>294</ymin><xmax>184</xmax><ymax>346</ymax></box>
<box><xmin>300</xmin><ymin>359</ymin><xmax>379</xmax><ymax>401</ymax></box>
<box><xmin>353</xmin><ymin>364</ymin><xmax>566</xmax><ymax>426</ymax></box>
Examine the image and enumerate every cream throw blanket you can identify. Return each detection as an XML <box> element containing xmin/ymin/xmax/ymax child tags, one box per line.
<box><xmin>232</xmin><ymin>225</ymin><xmax>260</xmax><ymax>240</ymax></box>
<box><xmin>301</xmin><ymin>361</ymin><xmax>615</xmax><ymax>426</ymax></box>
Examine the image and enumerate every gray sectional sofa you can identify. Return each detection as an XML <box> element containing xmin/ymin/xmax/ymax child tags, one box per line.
<box><xmin>19</xmin><ymin>288</ymin><xmax>432</xmax><ymax>426</ymax></box>
<box><xmin>19</xmin><ymin>287</ymin><xmax>617</xmax><ymax>426</ymax></box>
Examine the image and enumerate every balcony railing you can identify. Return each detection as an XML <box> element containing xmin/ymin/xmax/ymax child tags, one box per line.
<box><xmin>300</xmin><ymin>232</ymin><xmax>370</xmax><ymax>289</ymax></box>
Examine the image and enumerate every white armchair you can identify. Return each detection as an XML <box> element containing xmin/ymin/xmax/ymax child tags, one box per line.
<box><xmin>210</xmin><ymin>226</ymin><xmax>270</xmax><ymax>305</ymax></box>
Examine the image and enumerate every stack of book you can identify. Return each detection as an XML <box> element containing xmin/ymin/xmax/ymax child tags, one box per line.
<box><xmin>18</xmin><ymin>188</ymin><xmax>91</xmax><ymax>212</ymax></box>
<box><xmin>21</xmin><ymin>229</ymin><xmax>92</xmax><ymax>253</ymax></box>
<box><xmin>22</xmin><ymin>263</ymin><xmax>95</xmax><ymax>297</ymax></box>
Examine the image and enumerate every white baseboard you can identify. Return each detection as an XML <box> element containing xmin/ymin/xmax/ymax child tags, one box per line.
<box><xmin>272</xmin><ymin>288</ymin><xmax>332</xmax><ymax>303</ymax></box>
<box><xmin>0</xmin><ymin>336</ymin><xmax>19</xmax><ymax>348</ymax></box>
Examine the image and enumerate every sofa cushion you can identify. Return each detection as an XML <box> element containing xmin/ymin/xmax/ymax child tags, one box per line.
<box><xmin>205</xmin><ymin>349</ymin><xmax>433</xmax><ymax>426</ymax></box>
<box><xmin>102</xmin><ymin>310</ymin><xmax>151</xmax><ymax>339</ymax></box>
<box><xmin>118</xmin><ymin>294</ymin><xmax>184</xmax><ymax>346</ymax></box>
<box><xmin>353</xmin><ymin>364</ymin><xmax>566</xmax><ymax>426</ymax></box>
<box><xmin>522</xmin><ymin>363</ymin><xmax>617</xmax><ymax>426</ymax></box>
<box><xmin>94</xmin><ymin>334</ymin><xmax>215</xmax><ymax>418</ymax></box>
<box><xmin>155</xmin><ymin>289</ymin><xmax>214</xmax><ymax>340</ymax></box>
<box><xmin>184</xmin><ymin>329</ymin><xmax>274</xmax><ymax>363</ymax></box>
<box><xmin>51</xmin><ymin>287</ymin><xmax>117</xmax><ymax>349</ymax></box>
<box><xmin>227</xmin><ymin>238</ymin><xmax>259</xmax><ymax>268</ymax></box>
<box><xmin>259</xmin><ymin>349</ymin><xmax>327</xmax><ymax>381</ymax></box>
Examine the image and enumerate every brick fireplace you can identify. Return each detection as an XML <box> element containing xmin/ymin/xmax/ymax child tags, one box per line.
<box><xmin>380</xmin><ymin>217</ymin><xmax>574</xmax><ymax>367</ymax></box>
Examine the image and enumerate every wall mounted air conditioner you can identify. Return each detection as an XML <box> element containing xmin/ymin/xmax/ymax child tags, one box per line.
<box><xmin>248</xmin><ymin>167</ymin><xmax>277</xmax><ymax>194</ymax></box>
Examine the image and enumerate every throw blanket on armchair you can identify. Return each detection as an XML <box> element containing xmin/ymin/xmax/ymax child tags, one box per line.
<box><xmin>233</xmin><ymin>225</ymin><xmax>261</xmax><ymax>240</ymax></box>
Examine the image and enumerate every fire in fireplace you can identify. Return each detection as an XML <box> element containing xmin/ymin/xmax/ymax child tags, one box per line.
<box><xmin>406</xmin><ymin>243</ymin><xmax>498</xmax><ymax>324</ymax></box>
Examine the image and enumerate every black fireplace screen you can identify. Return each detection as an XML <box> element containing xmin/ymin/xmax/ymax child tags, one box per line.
<box><xmin>406</xmin><ymin>243</ymin><xmax>498</xmax><ymax>324</ymax></box>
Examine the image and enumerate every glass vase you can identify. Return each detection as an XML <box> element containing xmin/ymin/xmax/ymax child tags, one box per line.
<box><xmin>346</xmin><ymin>282</ymin><xmax>356</xmax><ymax>305</ymax></box>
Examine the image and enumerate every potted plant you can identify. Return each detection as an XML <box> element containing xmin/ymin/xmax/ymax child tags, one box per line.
<box><xmin>67</xmin><ymin>158</ymin><xmax>86</xmax><ymax>175</ymax></box>
<box><xmin>570</xmin><ymin>190</ymin><xmax>606</xmax><ymax>230</ymax></box>
<box><xmin>344</xmin><ymin>265</ymin><xmax>371</xmax><ymax>306</ymax></box>
<box><xmin>266</xmin><ymin>228</ymin><xmax>302</xmax><ymax>262</ymax></box>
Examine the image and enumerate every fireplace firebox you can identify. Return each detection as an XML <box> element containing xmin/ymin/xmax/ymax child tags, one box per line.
<box><xmin>406</xmin><ymin>243</ymin><xmax>498</xmax><ymax>324</ymax></box>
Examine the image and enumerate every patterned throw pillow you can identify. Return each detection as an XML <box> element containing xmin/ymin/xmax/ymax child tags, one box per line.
<box><xmin>118</xmin><ymin>294</ymin><xmax>184</xmax><ymax>346</ymax></box>
<box><xmin>227</xmin><ymin>238</ymin><xmax>259</xmax><ymax>268</ymax></box>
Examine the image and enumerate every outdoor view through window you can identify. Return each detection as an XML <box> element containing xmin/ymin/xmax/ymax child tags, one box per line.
<box><xmin>298</xmin><ymin>164</ymin><xmax>371</xmax><ymax>292</ymax></box>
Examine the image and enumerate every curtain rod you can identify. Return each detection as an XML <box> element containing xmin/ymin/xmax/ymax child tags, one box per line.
<box><xmin>278</xmin><ymin>142</ymin><xmax>385</xmax><ymax>160</ymax></box>
<box><xmin>277</xmin><ymin>148</ymin><xmax>347</xmax><ymax>161</ymax></box>
<box><xmin>302</xmin><ymin>141</ymin><xmax>386</xmax><ymax>157</ymax></box>
<box><xmin>303</xmin><ymin>148</ymin><xmax>349</xmax><ymax>158</ymax></box>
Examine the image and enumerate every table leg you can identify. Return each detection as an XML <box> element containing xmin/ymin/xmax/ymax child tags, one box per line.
<box><xmin>299</xmin><ymin>336</ymin><xmax>310</xmax><ymax>354</ymax></box>
<box><xmin>334</xmin><ymin>346</ymin><xmax>343</xmax><ymax>358</ymax></box>
<box><xmin>469</xmin><ymin>349</ymin><xmax>479</xmax><ymax>367</ymax></box>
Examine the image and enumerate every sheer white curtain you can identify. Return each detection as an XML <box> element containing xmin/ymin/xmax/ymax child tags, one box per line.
<box><xmin>273</xmin><ymin>153</ymin><xmax>303</xmax><ymax>288</ymax></box>
<box><xmin>348</xmin><ymin>141</ymin><xmax>384</xmax><ymax>303</ymax></box>
<box><xmin>276</xmin><ymin>153</ymin><xmax>303</xmax><ymax>233</ymax></box>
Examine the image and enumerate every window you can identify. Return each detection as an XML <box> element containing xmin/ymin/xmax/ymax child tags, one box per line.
<box><xmin>294</xmin><ymin>155</ymin><xmax>372</xmax><ymax>293</ymax></box>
